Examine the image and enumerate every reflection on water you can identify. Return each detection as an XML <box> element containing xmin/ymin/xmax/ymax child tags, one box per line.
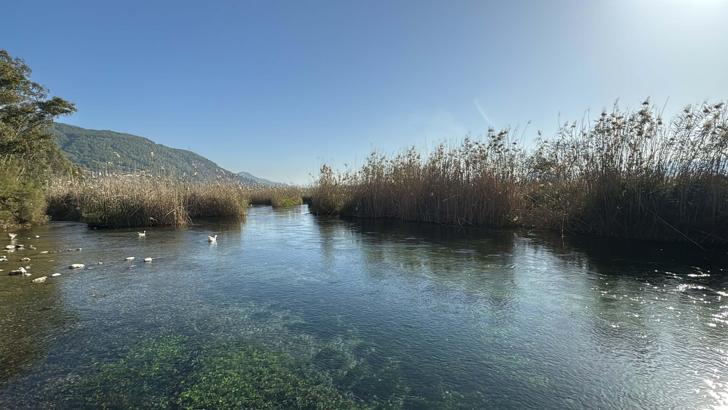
<box><xmin>0</xmin><ymin>206</ymin><xmax>727</xmax><ymax>408</ymax></box>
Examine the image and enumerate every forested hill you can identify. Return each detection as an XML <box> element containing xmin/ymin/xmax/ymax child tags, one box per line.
<box><xmin>53</xmin><ymin>123</ymin><xmax>271</xmax><ymax>184</ymax></box>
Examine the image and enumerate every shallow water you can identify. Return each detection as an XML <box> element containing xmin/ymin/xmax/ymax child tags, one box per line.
<box><xmin>1</xmin><ymin>205</ymin><xmax>727</xmax><ymax>408</ymax></box>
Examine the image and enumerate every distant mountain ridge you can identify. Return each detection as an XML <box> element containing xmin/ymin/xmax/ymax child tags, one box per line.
<box><xmin>236</xmin><ymin>171</ymin><xmax>282</xmax><ymax>186</ymax></box>
<box><xmin>53</xmin><ymin>123</ymin><xmax>276</xmax><ymax>185</ymax></box>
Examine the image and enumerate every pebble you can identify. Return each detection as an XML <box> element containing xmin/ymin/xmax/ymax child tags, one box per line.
<box><xmin>51</xmin><ymin>273</ymin><xmax>61</xmax><ymax>277</ymax></box>
<box><xmin>32</xmin><ymin>276</ymin><xmax>47</xmax><ymax>284</ymax></box>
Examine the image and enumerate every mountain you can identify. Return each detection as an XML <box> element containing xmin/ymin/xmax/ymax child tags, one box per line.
<box><xmin>236</xmin><ymin>171</ymin><xmax>282</xmax><ymax>186</ymax></box>
<box><xmin>53</xmin><ymin>123</ymin><xmax>274</xmax><ymax>185</ymax></box>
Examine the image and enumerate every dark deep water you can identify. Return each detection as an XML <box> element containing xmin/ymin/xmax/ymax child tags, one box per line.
<box><xmin>1</xmin><ymin>205</ymin><xmax>727</xmax><ymax>408</ymax></box>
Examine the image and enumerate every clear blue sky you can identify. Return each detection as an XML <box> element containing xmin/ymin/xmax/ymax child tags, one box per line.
<box><xmin>3</xmin><ymin>0</ymin><xmax>728</xmax><ymax>184</ymax></box>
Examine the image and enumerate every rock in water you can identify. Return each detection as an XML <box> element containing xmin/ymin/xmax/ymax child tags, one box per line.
<box><xmin>69</xmin><ymin>264</ymin><xmax>85</xmax><ymax>269</ymax></box>
<box><xmin>32</xmin><ymin>276</ymin><xmax>47</xmax><ymax>284</ymax></box>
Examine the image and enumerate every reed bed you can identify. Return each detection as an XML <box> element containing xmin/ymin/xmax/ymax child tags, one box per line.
<box><xmin>47</xmin><ymin>176</ymin><xmax>248</xmax><ymax>228</ymax></box>
<box><xmin>184</xmin><ymin>184</ymin><xmax>248</xmax><ymax>219</ymax></box>
<box><xmin>310</xmin><ymin>101</ymin><xmax>728</xmax><ymax>247</ymax></box>
<box><xmin>246</xmin><ymin>186</ymin><xmax>305</xmax><ymax>208</ymax></box>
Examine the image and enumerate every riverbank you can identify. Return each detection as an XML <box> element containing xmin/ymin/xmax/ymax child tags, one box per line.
<box><xmin>309</xmin><ymin>101</ymin><xmax>728</xmax><ymax>248</ymax></box>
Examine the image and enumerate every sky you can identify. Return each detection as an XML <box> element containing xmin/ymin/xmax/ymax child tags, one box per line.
<box><xmin>3</xmin><ymin>0</ymin><xmax>728</xmax><ymax>184</ymax></box>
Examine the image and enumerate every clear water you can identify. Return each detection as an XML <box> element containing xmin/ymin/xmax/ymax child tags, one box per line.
<box><xmin>1</xmin><ymin>205</ymin><xmax>727</xmax><ymax>408</ymax></box>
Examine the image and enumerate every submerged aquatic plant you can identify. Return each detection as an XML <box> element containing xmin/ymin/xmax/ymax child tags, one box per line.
<box><xmin>44</xmin><ymin>302</ymin><xmax>459</xmax><ymax>409</ymax></box>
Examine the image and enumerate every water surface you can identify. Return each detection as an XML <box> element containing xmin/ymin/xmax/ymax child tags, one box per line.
<box><xmin>1</xmin><ymin>205</ymin><xmax>727</xmax><ymax>408</ymax></box>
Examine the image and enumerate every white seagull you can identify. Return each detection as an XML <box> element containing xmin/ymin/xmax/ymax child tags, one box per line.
<box><xmin>138</xmin><ymin>231</ymin><xmax>146</xmax><ymax>238</ymax></box>
<box><xmin>208</xmin><ymin>234</ymin><xmax>218</xmax><ymax>243</ymax></box>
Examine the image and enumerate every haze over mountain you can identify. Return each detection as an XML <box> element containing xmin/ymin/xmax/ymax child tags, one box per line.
<box><xmin>53</xmin><ymin>123</ymin><xmax>276</xmax><ymax>185</ymax></box>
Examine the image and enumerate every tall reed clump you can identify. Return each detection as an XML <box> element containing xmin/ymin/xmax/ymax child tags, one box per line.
<box><xmin>311</xmin><ymin>100</ymin><xmax>728</xmax><ymax>247</ymax></box>
<box><xmin>184</xmin><ymin>183</ymin><xmax>248</xmax><ymax>219</ymax></box>
<box><xmin>47</xmin><ymin>176</ymin><xmax>249</xmax><ymax>228</ymax></box>
<box><xmin>526</xmin><ymin>101</ymin><xmax>728</xmax><ymax>245</ymax></box>
<box><xmin>311</xmin><ymin>130</ymin><xmax>525</xmax><ymax>227</ymax></box>
<box><xmin>309</xmin><ymin>164</ymin><xmax>354</xmax><ymax>215</ymax></box>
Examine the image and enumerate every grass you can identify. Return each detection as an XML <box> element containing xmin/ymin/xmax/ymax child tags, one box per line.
<box><xmin>310</xmin><ymin>100</ymin><xmax>728</xmax><ymax>247</ymax></box>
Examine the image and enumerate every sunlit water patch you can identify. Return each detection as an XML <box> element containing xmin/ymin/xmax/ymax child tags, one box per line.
<box><xmin>1</xmin><ymin>206</ymin><xmax>727</xmax><ymax>408</ymax></box>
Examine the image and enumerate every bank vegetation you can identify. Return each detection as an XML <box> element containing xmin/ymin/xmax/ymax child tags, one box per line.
<box><xmin>310</xmin><ymin>101</ymin><xmax>728</xmax><ymax>248</ymax></box>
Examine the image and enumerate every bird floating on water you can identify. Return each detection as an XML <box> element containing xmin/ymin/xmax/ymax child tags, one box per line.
<box><xmin>10</xmin><ymin>267</ymin><xmax>27</xmax><ymax>275</ymax></box>
<box><xmin>138</xmin><ymin>231</ymin><xmax>146</xmax><ymax>238</ymax></box>
<box><xmin>125</xmin><ymin>257</ymin><xmax>135</xmax><ymax>261</ymax></box>
<box><xmin>144</xmin><ymin>257</ymin><xmax>153</xmax><ymax>263</ymax></box>
<box><xmin>69</xmin><ymin>264</ymin><xmax>85</xmax><ymax>269</ymax></box>
<box><xmin>208</xmin><ymin>235</ymin><xmax>218</xmax><ymax>243</ymax></box>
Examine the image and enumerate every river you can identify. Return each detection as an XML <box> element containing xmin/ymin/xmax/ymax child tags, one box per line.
<box><xmin>1</xmin><ymin>205</ymin><xmax>726</xmax><ymax>408</ymax></box>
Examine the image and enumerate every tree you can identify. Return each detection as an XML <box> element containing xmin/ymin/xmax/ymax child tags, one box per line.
<box><xmin>0</xmin><ymin>49</ymin><xmax>76</xmax><ymax>225</ymax></box>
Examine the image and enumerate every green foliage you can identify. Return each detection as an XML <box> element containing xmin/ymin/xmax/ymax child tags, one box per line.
<box><xmin>0</xmin><ymin>158</ymin><xmax>46</xmax><ymax>225</ymax></box>
<box><xmin>0</xmin><ymin>49</ymin><xmax>76</xmax><ymax>226</ymax></box>
<box><xmin>273</xmin><ymin>196</ymin><xmax>304</xmax><ymax>208</ymax></box>
<box><xmin>248</xmin><ymin>186</ymin><xmax>305</xmax><ymax>207</ymax></box>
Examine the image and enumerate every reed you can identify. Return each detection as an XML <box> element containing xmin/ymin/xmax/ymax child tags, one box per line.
<box><xmin>311</xmin><ymin>101</ymin><xmax>728</xmax><ymax>247</ymax></box>
<box><xmin>526</xmin><ymin>101</ymin><xmax>728</xmax><ymax>245</ymax></box>
<box><xmin>246</xmin><ymin>186</ymin><xmax>305</xmax><ymax>208</ymax></box>
<box><xmin>311</xmin><ymin>131</ymin><xmax>524</xmax><ymax>227</ymax></box>
<box><xmin>46</xmin><ymin>176</ymin><xmax>248</xmax><ymax>228</ymax></box>
<box><xmin>184</xmin><ymin>184</ymin><xmax>248</xmax><ymax>219</ymax></box>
